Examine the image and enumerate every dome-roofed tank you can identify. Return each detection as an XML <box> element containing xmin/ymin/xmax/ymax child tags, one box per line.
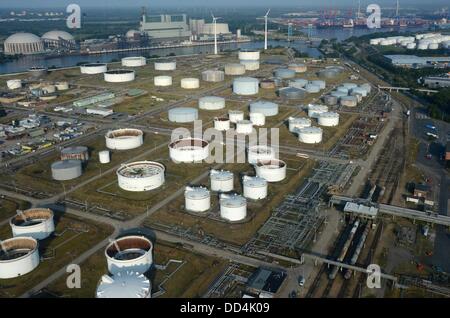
<box><xmin>96</xmin><ymin>271</ymin><xmax>151</xmax><ymax>298</ymax></box>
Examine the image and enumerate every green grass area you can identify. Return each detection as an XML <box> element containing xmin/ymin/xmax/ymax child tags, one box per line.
<box><xmin>145</xmin><ymin>155</ymin><xmax>315</xmax><ymax>246</ymax></box>
<box><xmin>45</xmin><ymin>240</ymin><xmax>227</xmax><ymax>298</ymax></box>
<box><xmin>0</xmin><ymin>212</ymin><xmax>114</xmax><ymax>298</ymax></box>
<box><xmin>4</xmin><ymin>133</ymin><xmax>169</xmax><ymax>195</ymax></box>
<box><xmin>0</xmin><ymin>197</ymin><xmax>30</xmax><ymax>221</ymax></box>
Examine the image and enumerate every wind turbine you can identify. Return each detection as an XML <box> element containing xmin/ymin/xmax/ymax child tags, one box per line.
<box><xmin>264</xmin><ymin>9</ymin><xmax>270</xmax><ymax>50</ymax></box>
<box><xmin>211</xmin><ymin>13</ymin><xmax>222</xmax><ymax>55</ymax></box>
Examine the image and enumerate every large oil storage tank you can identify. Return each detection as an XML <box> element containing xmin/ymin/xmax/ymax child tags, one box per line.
<box><xmin>80</xmin><ymin>63</ymin><xmax>107</xmax><ymax>74</ymax></box>
<box><xmin>210</xmin><ymin>169</ymin><xmax>234</xmax><ymax>192</ymax></box>
<box><xmin>28</xmin><ymin>67</ymin><xmax>48</xmax><ymax>78</ymax></box>
<box><xmin>154</xmin><ymin>60</ymin><xmax>176</xmax><ymax>71</ymax></box>
<box><xmin>317</xmin><ymin>66</ymin><xmax>344</xmax><ymax>79</ymax></box>
<box><xmin>278</xmin><ymin>87</ymin><xmax>306</xmax><ymax>100</ymax></box>
<box><xmin>96</xmin><ymin>271</ymin><xmax>151</xmax><ymax>298</ymax></box>
<box><xmin>342</xmin><ymin>83</ymin><xmax>358</xmax><ymax>90</ymax></box>
<box><xmin>6</xmin><ymin>79</ymin><xmax>22</xmax><ymax>90</ymax></box>
<box><xmin>233</xmin><ymin>77</ymin><xmax>259</xmax><ymax>95</ymax></box>
<box><xmin>224</xmin><ymin>63</ymin><xmax>246</xmax><ymax>75</ymax></box>
<box><xmin>55</xmin><ymin>82</ymin><xmax>69</xmax><ymax>91</ymax></box>
<box><xmin>310</xmin><ymin>80</ymin><xmax>326</xmax><ymax>90</ymax></box>
<box><xmin>199</xmin><ymin>96</ymin><xmax>225</xmax><ymax>110</ymax></box>
<box><xmin>305</xmin><ymin>83</ymin><xmax>321</xmax><ymax>93</ymax></box>
<box><xmin>247</xmin><ymin>145</ymin><xmax>276</xmax><ymax>165</ymax></box>
<box><xmin>308</xmin><ymin>104</ymin><xmax>329</xmax><ymax>118</ymax></box>
<box><xmin>323</xmin><ymin>95</ymin><xmax>338</xmax><ymax>106</ymax></box>
<box><xmin>288</xmin><ymin>117</ymin><xmax>311</xmax><ymax>133</ymax></box>
<box><xmin>239</xmin><ymin>60</ymin><xmax>260</xmax><ymax>71</ymax></box>
<box><xmin>61</xmin><ymin>146</ymin><xmax>89</xmax><ymax>162</ymax></box>
<box><xmin>117</xmin><ymin>161</ymin><xmax>165</xmax><ymax>192</ymax></box>
<box><xmin>337</xmin><ymin>86</ymin><xmax>349</xmax><ymax>94</ymax></box>
<box><xmin>243</xmin><ymin>176</ymin><xmax>268</xmax><ymax>200</ymax></box>
<box><xmin>255</xmin><ymin>159</ymin><xmax>286</xmax><ymax>182</ymax></box>
<box><xmin>154</xmin><ymin>75</ymin><xmax>172</xmax><ymax>87</ymax></box>
<box><xmin>318</xmin><ymin>112</ymin><xmax>340</xmax><ymax>127</ymax></box>
<box><xmin>202</xmin><ymin>70</ymin><xmax>225</xmax><ymax>82</ymax></box>
<box><xmin>360</xmin><ymin>83</ymin><xmax>371</xmax><ymax>94</ymax></box>
<box><xmin>180</xmin><ymin>78</ymin><xmax>200</xmax><ymax>89</ymax></box>
<box><xmin>238</xmin><ymin>50</ymin><xmax>260</xmax><ymax>61</ymax></box>
<box><xmin>331</xmin><ymin>90</ymin><xmax>348</xmax><ymax>99</ymax></box>
<box><xmin>10</xmin><ymin>208</ymin><xmax>55</xmax><ymax>240</ymax></box>
<box><xmin>168</xmin><ymin>107</ymin><xmax>198</xmax><ymax>123</ymax></box>
<box><xmin>214</xmin><ymin>117</ymin><xmax>231</xmax><ymax>131</ymax></box>
<box><xmin>249</xmin><ymin>101</ymin><xmax>278</xmax><ymax>117</ymax></box>
<box><xmin>288</xmin><ymin>63</ymin><xmax>307</xmax><ymax>73</ymax></box>
<box><xmin>169</xmin><ymin>138</ymin><xmax>209</xmax><ymax>163</ymax></box>
<box><xmin>185</xmin><ymin>186</ymin><xmax>211</xmax><ymax>213</ymax></box>
<box><xmin>228</xmin><ymin>110</ymin><xmax>244</xmax><ymax>123</ymax></box>
<box><xmin>99</xmin><ymin>150</ymin><xmax>111</xmax><ymax>164</ymax></box>
<box><xmin>236</xmin><ymin>120</ymin><xmax>253</xmax><ymax>135</ymax></box>
<box><xmin>105</xmin><ymin>236</ymin><xmax>153</xmax><ymax>275</ymax></box>
<box><xmin>122</xmin><ymin>56</ymin><xmax>146</xmax><ymax>67</ymax></box>
<box><xmin>0</xmin><ymin>237</ymin><xmax>40</xmax><ymax>279</ymax></box>
<box><xmin>219</xmin><ymin>194</ymin><xmax>247</xmax><ymax>222</ymax></box>
<box><xmin>260</xmin><ymin>79</ymin><xmax>276</xmax><ymax>89</ymax></box>
<box><xmin>105</xmin><ymin>129</ymin><xmax>144</xmax><ymax>150</ymax></box>
<box><xmin>51</xmin><ymin>160</ymin><xmax>82</xmax><ymax>181</ymax></box>
<box><xmin>351</xmin><ymin>87</ymin><xmax>368</xmax><ymax>97</ymax></box>
<box><xmin>274</xmin><ymin>68</ymin><xmax>296</xmax><ymax>79</ymax></box>
<box><xmin>406</xmin><ymin>43</ymin><xmax>416</xmax><ymax>49</ymax></box>
<box><xmin>289</xmin><ymin>78</ymin><xmax>308</xmax><ymax>89</ymax></box>
<box><xmin>340</xmin><ymin>95</ymin><xmax>358</xmax><ymax>107</ymax></box>
<box><xmin>298</xmin><ymin>126</ymin><xmax>323</xmax><ymax>144</ymax></box>
<box><xmin>250</xmin><ymin>112</ymin><xmax>265</xmax><ymax>126</ymax></box>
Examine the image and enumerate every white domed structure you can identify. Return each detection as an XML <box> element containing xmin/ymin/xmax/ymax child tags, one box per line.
<box><xmin>96</xmin><ymin>271</ymin><xmax>151</xmax><ymax>299</ymax></box>
<box><xmin>288</xmin><ymin>117</ymin><xmax>311</xmax><ymax>133</ymax></box>
<box><xmin>4</xmin><ymin>32</ymin><xmax>44</xmax><ymax>55</ymax></box>
<box><xmin>318</xmin><ymin>112</ymin><xmax>340</xmax><ymax>127</ymax></box>
<box><xmin>41</xmin><ymin>30</ymin><xmax>75</xmax><ymax>49</ymax></box>
<box><xmin>214</xmin><ymin>117</ymin><xmax>231</xmax><ymax>131</ymax></box>
<box><xmin>199</xmin><ymin>96</ymin><xmax>225</xmax><ymax>110</ymax></box>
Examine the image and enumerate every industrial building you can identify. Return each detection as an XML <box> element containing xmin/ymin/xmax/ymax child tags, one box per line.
<box><xmin>139</xmin><ymin>11</ymin><xmax>192</xmax><ymax>42</ymax></box>
<box><xmin>3</xmin><ymin>32</ymin><xmax>44</xmax><ymax>55</ymax></box>
<box><xmin>246</xmin><ymin>268</ymin><xmax>287</xmax><ymax>298</ymax></box>
<box><xmin>384</xmin><ymin>55</ymin><xmax>450</xmax><ymax>68</ymax></box>
<box><xmin>41</xmin><ymin>30</ymin><xmax>76</xmax><ymax>50</ymax></box>
<box><xmin>422</xmin><ymin>74</ymin><xmax>450</xmax><ymax>88</ymax></box>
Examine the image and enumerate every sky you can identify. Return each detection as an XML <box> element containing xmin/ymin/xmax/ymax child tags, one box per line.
<box><xmin>0</xmin><ymin>0</ymin><xmax>448</xmax><ymax>9</ymax></box>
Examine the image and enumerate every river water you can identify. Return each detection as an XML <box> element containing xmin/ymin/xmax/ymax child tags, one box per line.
<box><xmin>0</xmin><ymin>25</ymin><xmax>429</xmax><ymax>75</ymax></box>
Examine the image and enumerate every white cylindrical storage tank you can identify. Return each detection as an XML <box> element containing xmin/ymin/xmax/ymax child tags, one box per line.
<box><xmin>310</xmin><ymin>80</ymin><xmax>326</xmax><ymax>90</ymax></box>
<box><xmin>243</xmin><ymin>176</ymin><xmax>268</xmax><ymax>200</ymax></box>
<box><xmin>185</xmin><ymin>186</ymin><xmax>211</xmax><ymax>213</ymax></box>
<box><xmin>337</xmin><ymin>86</ymin><xmax>349</xmax><ymax>94</ymax></box>
<box><xmin>255</xmin><ymin>159</ymin><xmax>287</xmax><ymax>182</ymax></box>
<box><xmin>55</xmin><ymin>81</ymin><xmax>69</xmax><ymax>90</ymax></box>
<box><xmin>238</xmin><ymin>50</ymin><xmax>260</xmax><ymax>61</ymax></box>
<box><xmin>331</xmin><ymin>91</ymin><xmax>348</xmax><ymax>98</ymax></box>
<box><xmin>360</xmin><ymin>83</ymin><xmax>371</xmax><ymax>94</ymax></box>
<box><xmin>122</xmin><ymin>56</ymin><xmax>146</xmax><ymax>67</ymax></box>
<box><xmin>342</xmin><ymin>83</ymin><xmax>358</xmax><ymax>90</ymax></box>
<box><xmin>80</xmin><ymin>63</ymin><xmax>107</xmax><ymax>74</ymax></box>
<box><xmin>6</xmin><ymin>79</ymin><xmax>22</xmax><ymax>90</ymax></box>
<box><xmin>10</xmin><ymin>208</ymin><xmax>55</xmax><ymax>240</ymax></box>
<box><xmin>323</xmin><ymin>95</ymin><xmax>338</xmax><ymax>106</ymax></box>
<box><xmin>233</xmin><ymin>77</ymin><xmax>259</xmax><ymax>95</ymax></box>
<box><xmin>370</xmin><ymin>38</ymin><xmax>382</xmax><ymax>45</ymax></box>
<box><xmin>199</xmin><ymin>96</ymin><xmax>225</xmax><ymax>110</ymax></box>
<box><xmin>154</xmin><ymin>60</ymin><xmax>176</xmax><ymax>71</ymax></box>
<box><xmin>428</xmin><ymin>43</ymin><xmax>439</xmax><ymax>50</ymax></box>
<box><xmin>41</xmin><ymin>85</ymin><xmax>56</xmax><ymax>94</ymax></box>
<box><xmin>210</xmin><ymin>169</ymin><xmax>234</xmax><ymax>192</ymax></box>
<box><xmin>105</xmin><ymin>129</ymin><xmax>144</xmax><ymax>150</ymax></box>
<box><xmin>351</xmin><ymin>87</ymin><xmax>368</xmax><ymax>97</ymax></box>
<box><xmin>406</xmin><ymin>43</ymin><xmax>416</xmax><ymax>49</ymax></box>
<box><xmin>288</xmin><ymin>117</ymin><xmax>311</xmax><ymax>133</ymax></box>
<box><xmin>235</xmin><ymin>119</ymin><xmax>253</xmax><ymax>135</ymax></box>
<box><xmin>289</xmin><ymin>78</ymin><xmax>308</xmax><ymax>89</ymax></box>
<box><xmin>169</xmin><ymin>138</ymin><xmax>209</xmax><ymax>163</ymax></box>
<box><xmin>225</xmin><ymin>63</ymin><xmax>246</xmax><ymax>75</ymax></box>
<box><xmin>117</xmin><ymin>161</ymin><xmax>165</xmax><ymax>192</ymax></box>
<box><xmin>219</xmin><ymin>194</ymin><xmax>247</xmax><ymax>222</ymax></box>
<box><xmin>274</xmin><ymin>68</ymin><xmax>296</xmax><ymax>79</ymax></box>
<box><xmin>305</xmin><ymin>83</ymin><xmax>321</xmax><ymax>93</ymax></box>
<box><xmin>96</xmin><ymin>271</ymin><xmax>151</xmax><ymax>299</ymax></box>
<box><xmin>0</xmin><ymin>237</ymin><xmax>39</xmax><ymax>279</ymax></box>
<box><xmin>250</xmin><ymin>112</ymin><xmax>265</xmax><ymax>126</ymax></box>
<box><xmin>168</xmin><ymin>107</ymin><xmax>198</xmax><ymax>123</ymax></box>
<box><xmin>180</xmin><ymin>78</ymin><xmax>200</xmax><ymax>89</ymax></box>
<box><xmin>105</xmin><ymin>236</ymin><xmax>153</xmax><ymax>275</ymax></box>
<box><xmin>249</xmin><ymin>101</ymin><xmax>278</xmax><ymax>117</ymax></box>
<box><xmin>240</xmin><ymin>60</ymin><xmax>260</xmax><ymax>71</ymax></box>
<box><xmin>228</xmin><ymin>110</ymin><xmax>244</xmax><ymax>123</ymax></box>
<box><xmin>417</xmin><ymin>42</ymin><xmax>428</xmax><ymax>50</ymax></box>
<box><xmin>247</xmin><ymin>145</ymin><xmax>276</xmax><ymax>165</ymax></box>
<box><xmin>51</xmin><ymin>160</ymin><xmax>82</xmax><ymax>181</ymax></box>
<box><xmin>202</xmin><ymin>70</ymin><xmax>225</xmax><ymax>82</ymax></box>
<box><xmin>350</xmin><ymin>92</ymin><xmax>363</xmax><ymax>103</ymax></box>
<box><xmin>318</xmin><ymin>112</ymin><xmax>340</xmax><ymax>127</ymax></box>
<box><xmin>214</xmin><ymin>117</ymin><xmax>231</xmax><ymax>131</ymax></box>
<box><xmin>279</xmin><ymin>87</ymin><xmax>307</xmax><ymax>100</ymax></box>
<box><xmin>307</xmin><ymin>104</ymin><xmax>329</xmax><ymax>118</ymax></box>
<box><xmin>340</xmin><ymin>96</ymin><xmax>358</xmax><ymax>107</ymax></box>
<box><xmin>104</xmin><ymin>69</ymin><xmax>135</xmax><ymax>83</ymax></box>
<box><xmin>154</xmin><ymin>75</ymin><xmax>172</xmax><ymax>87</ymax></box>
<box><xmin>298</xmin><ymin>126</ymin><xmax>323</xmax><ymax>144</ymax></box>
<box><xmin>288</xmin><ymin>63</ymin><xmax>307</xmax><ymax>73</ymax></box>
<box><xmin>99</xmin><ymin>150</ymin><xmax>111</xmax><ymax>164</ymax></box>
